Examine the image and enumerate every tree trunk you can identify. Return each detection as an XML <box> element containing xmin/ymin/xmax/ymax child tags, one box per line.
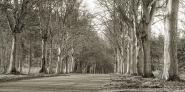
<box><xmin>142</xmin><ymin>22</ymin><xmax>153</xmax><ymax>77</ymax></box>
<box><xmin>28</xmin><ymin>38</ymin><xmax>32</xmax><ymax>74</ymax></box>
<box><xmin>1</xmin><ymin>43</ymin><xmax>4</xmax><ymax>73</ymax></box>
<box><xmin>116</xmin><ymin>49</ymin><xmax>120</xmax><ymax>73</ymax></box>
<box><xmin>94</xmin><ymin>64</ymin><xmax>96</xmax><ymax>74</ymax></box>
<box><xmin>162</xmin><ymin>0</ymin><xmax>179</xmax><ymax>81</ymax></box>
<box><xmin>129</xmin><ymin>31</ymin><xmax>134</xmax><ymax>74</ymax></box>
<box><xmin>133</xmin><ymin>23</ymin><xmax>138</xmax><ymax>75</ymax></box>
<box><xmin>137</xmin><ymin>41</ymin><xmax>144</xmax><ymax>76</ymax></box>
<box><xmin>121</xmin><ymin>46</ymin><xmax>125</xmax><ymax>74</ymax></box>
<box><xmin>48</xmin><ymin>39</ymin><xmax>53</xmax><ymax>74</ymax></box>
<box><xmin>118</xmin><ymin>52</ymin><xmax>122</xmax><ymax>74</ymax></box>
<box><xmin>18</xmin><ymin>56</ymin><xmax>23</xmax><ymax>73</ymax></box>
<box><xmin>19</xmin><ymin>41</ymin><xmax>24</xmax><ymax>73</ymax></box>
<box><xmin>39</xmin><ymin>39</ymin><xmax>47</xmax><ymax>73</ymax></box>
<box><xmin>7</xmin><ymin>33</ymin><xmax>18</xmax><ymax>74</ymax></box>
<box><xmin>126</xmin><ymin>43</ymin><xmax>130</xmax><ymax>74</ymax></box>
<box><xmin>55</xmin><ymin>47</ymin><xmax>61</xmax><ymax>74</ymax></box>
<box><xmin>71</xmin><ymin>54</ymin><xmax>74</xmax><ymax>73</ymax></box>
<box><xmin>141</xmin><ymin>3</ymin><xmax>156</xmax><ymax>77</ymax></box>
<box><xmin>140</xmin><ymin>0</ymin><xmax>157</xmax><ymax>78</ymax></box>
<box><xmin>65</xmin><ymin>56</ymin><xmax>69</xmax><ymax>74</ymax></box>
<box><xmin>69</xmin><ymin>48</ymin><xmax>74</xmax><ymax>73</ymax></box>
<box><xmin>3</xmin><ymin>47</ymin><xmax>8</xmax><ymax>74</ymax></box>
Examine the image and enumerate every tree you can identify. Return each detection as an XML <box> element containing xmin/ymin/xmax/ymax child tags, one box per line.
<box><xmin>98</xmin><ymin>0</ymin><xmax>157</xmax><ymax>77</ymax></box>
<box><xmin>162</xmin><ymin>0</ymin><xmax>180</xmax><ymax>81</ymax></box>
<box><xmin>0</xmin><ymin>0</ymin><xmax>37</xmax><ymax>74</ymax></box>
<box><xmin>37</xmin><ymin>0</ymin><xmax>53</xmax><ymax>73</ymax></box>
<box><xmin>139</xmin><ymin>0</ymin><xmax>157</xmax><ymax>77</ymax></box>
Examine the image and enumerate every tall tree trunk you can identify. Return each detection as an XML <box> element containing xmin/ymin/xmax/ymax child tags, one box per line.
<box><xmin>69</xmin><ymin>47</ymin><xmax>74</xmax><ymax>73</ymax></box>
<box><xmin>114</xmin><ymin>48</ymin><xmax>117</xmax><ymax>73</ymax></box>
<box><xmin>56</xmin><ymin>47</ymin><xmax>61</xmax><ymax>74</ymax></box>
<box><xmin>18</xmin><ymin>41</ymin><xmax>24</xmax><ymax>73</ymax></box>
<box><xmin>70</xmin><ymin>53</ymin><xmax>74</xmax><ymax>73</ymax></box>
<box><xmin>133</xmin><ymin>33</ymin><xmax>138</xmax><ymax>75</ymax></box>
<box><xmin>1</xmin><ymin>42</ymin><xmax>4</xmax><ymax>73</ymax></box>
<box><xmin>65</xmin><ymin>56</ymin><xmax>69</xmax><ymax>74</ymax></box>
<box><xmin>118</xmin><ymin>52</ymin><xmax>121</xmax><ymax>74</ymax></box>
<box><xmin>162</xmin><ymin>0</ymin><xmax>179</xmax><ymax>81</ymax></box>
<box><xmin>114</xmin><ymin>58</ymin><xmax>117</xmax><ymax>73</ymax></box>
<box><xmin>28</xmin><ymin>37</ymin><xmax>32</xmax><ymax>74</ymax></box>
<box><xmin>19</xmin><ymin>58</ymin><xmax>23</xmax><ymax>73</ymax></box>
<box><xmin>116</xmin><ymin>49</ymin><xmax>120</xmax><ymax>73</ymax></box>
<box><xmin>126</xmin><ymin>43</ymin><xmax>130</xmax><ymax>74</ymax></box>
<box><xmin>48</xmin><ymin>39</ymin><xmax>53</xmax><ymax>74</ymax></box>
<box><xmin>60</xmin><ymin>56</ymin><xmax>64</xmax><ymax>74</ymax></box>
<box><xmin>136</xmin><ymin>23</ymin><xmax>144</xmax><ymax>76</ymax></box>
<box><xmin>94</xmin><ymin>64</ymin><xmax>96</xmax><ymax>74</ymax></box>
<box><xmin>3</xmin><ymin>47</ymin><xmax>8</xmax><ymax>74</ymax></box>
<box><xmin>141</xmin><ymin>1</ymin><xmax>157</xmax><ymax>77</ymax></box>
<box><xmin>40</xmin><ymin>39</ymin><xmax>47</xmax><ymax>73</ymax></box>
<box><xmin>142</xmin><ymin>22</ymin><xmax>153</xmax><ymax>77</ymax></box>
<box><xmin>137</xmin><ymin>40</ymin><xmax>144</xmax><ymax>76</ymax></box>
<box><xmin>133</xmin><ymin>26</ymin><xmax>138</xmax><ymax>75</ymax></box>
<box><xmin>129</xmin><ymin>31</ymin><xmax>134</xmax><ymax>74</ymax></box>
<box><xmin>129</xmin><ymin>42</ymin><xmax>133</xmax><ymax>74</ymax></box>
<box><xmin>121</xmin><ymin>46</ymin><xmax>125</xmax><ymax>74</ymax></box>
<box><xmin>7</xmin><ymin>33</ymin><xmax>18</xmax><ymax>74</ymax></box>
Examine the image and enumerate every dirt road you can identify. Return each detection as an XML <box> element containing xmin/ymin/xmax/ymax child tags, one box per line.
<box><xmin>0</xmin><ymin>74</ymin><xmax>111</xmax><ymax>92</ymax></box>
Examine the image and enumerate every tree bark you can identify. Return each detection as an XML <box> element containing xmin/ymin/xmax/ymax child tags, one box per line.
<box><xmin>141</xmin><ymin>1</ymin><xmax>157</xmax><ymax>77</ymax></box>
<box><xmin>48</xmin><ymin>39</ymin><xmax>53</xmax><ymax>74</ymax></box>
<box><xmin>116</xmin><ymin>49</ymin><xmax>120</xmax><ymax>73</ymax></box>
<box><xmin>142</xmin><ymin>21</ymin><xmax>153</xmax><ymax>77</ymax></box>
<box><xmin>28</xmin><ymin>37</ymin><xmax>32</xmax><ymax>74</ymax></box>
<box><xmin>133</xmin><ymin>25</ymin><xmax>138</xmax><ymax>75</ymax></box>
<box><xmin>162</xmin><ymin>0</ymin><xmax>179</xmax><ymax>81</ymax></box>
<box><xmin>65</xmin><ymin>56</ymin><xmax>69</xmax><ymax>74</ymax></box>
<box><xmin>7</xmin><ymin>33</ymin><xmax>18</xmax><ymax>74</ymax></box>
<box><xmin>126</xmin><ymin>43</ymin><xmax>130</xmax><ymax>74</ymax></box>
<box><xmin>121</xmin><ymin>46</ymin><xmax>125</xmax><ymax>74</ymax></box>
<box><xmin>137</xmin><ymin>40</ymin><xmax>144</xmax><ymax>76</ymax></box>
<box><xmin>129</xmin><ymin>30</ymin><xmax>134</xmax><ymax>74</ymax></box>
<box><xmin>18</xmin><ymin>41</ymin><xmax>24</xmax><ymax>73</ymax></box>
<box><xmin>39</xmin><ymin>39</ymin><xmax>47</xmax><ymax>73</ymax></box>
<box><xmin>55</xmin><ymin>47</ymin><xmax>61</xmax><ymax>74</ymax></box>
<box><xmin>1</xmin><ymin>41</ymin><xmax>4</xmax><ymax>73</ymax></box>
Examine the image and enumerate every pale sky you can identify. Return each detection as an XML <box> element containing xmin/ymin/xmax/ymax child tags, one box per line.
<box><xmin>83</xmin><ymin>0</ymin><xmax>97</xmax><ymax>13</ymax></box>
<box><xmin>84</xmin><ymin>0</ymin><xmax>185</xmax><ymax>38</ymax></box>
<box><xmin>83</xmin><ymin>0</ymin><xmax>106</xmax><ymax>38</ymax></box>
<box><xmin>84</xmin><ymin>0</ymin><xmax>163</xmax><ymax>37</ymax></box>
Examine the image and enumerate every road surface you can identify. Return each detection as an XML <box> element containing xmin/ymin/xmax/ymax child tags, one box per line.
<box><xmin>0</xmin><ymin>74</ymin><xmax>111</xmax><ymax>92</ymax></box>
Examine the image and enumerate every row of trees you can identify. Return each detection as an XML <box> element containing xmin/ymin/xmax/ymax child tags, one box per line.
<box><xmin>0</xmin><ymin>0</ymin><xmax>114</xmax><ymax>75</ymax></box>
<box><xmin>98</xmin><ymin>0</ymin><xmax>180</xmax><ymax>80</ymax></box>
<box><xmin>0</xmin><ymin>0</ymin><xmax>183</xmax><ymax>81</ymax></box>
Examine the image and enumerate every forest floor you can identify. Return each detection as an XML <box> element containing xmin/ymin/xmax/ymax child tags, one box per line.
<box><xmin>0</xmin><ymin>74</ymin><xmax>185</xmax><ymax>92</ymax></box>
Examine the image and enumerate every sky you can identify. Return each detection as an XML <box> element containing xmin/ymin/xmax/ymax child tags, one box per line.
<box><xmin>83</xmin><ymin>0</ymin><xmax>185</xmax><ymax>38</ymax></box>
<box><xmin>83</xmin><ymin>0</ymin><xmax>97</xmax><ymax>13</ymax></box>
<box><xmin>83</xmin><ymin>0</ymin><xmax>107</xmax><ymax>38</ymax></box>
<box><xmin>83</xmin><ymin>0</ymin><xmax>163</xmax><ymax>37</ymax></box>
